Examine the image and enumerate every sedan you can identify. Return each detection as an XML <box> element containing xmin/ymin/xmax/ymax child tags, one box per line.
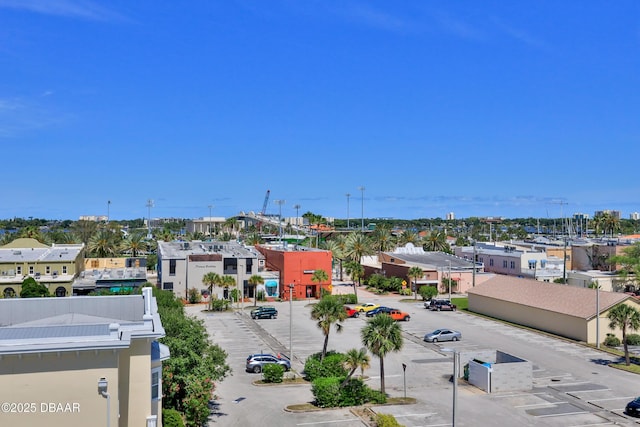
<box><xmin>354</xmin><ymin>303</ymin><xmax>380</xmax><ymax>313</ymax></box>
<box><xmin>365</xmin><ymin>306</ymin><xmax>394</xmax><ymax>317</ymax></box>
<box><xmin>626</xmin><ymin>397</ymin><xmax>640</xmax><ymax>417</ymax></box>
<box><xmin>424</xmin><ymin>329</ymin><xmax>462</xmax><ymax>343</ymax></box>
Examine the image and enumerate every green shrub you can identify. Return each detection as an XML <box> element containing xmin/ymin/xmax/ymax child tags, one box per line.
<box><xmin>312</xmin><ymin>377</ymin><xmax>342</xmax><ymax>408</ymax></box>
<box><xmin>398</xmin><ymin>288</ymin><xmax>412</xmax><ymax>296</ymax></box>
<box><xmin>256</xmin><ymin>290</ymin><xmax>266</xmax><ymax>301</ymax></box>
<box><xmin>338</xmin><ymin>378</ymin><xmax>370</xmax><ymax>406</ymax></box>
<box><xmin>262</xmin><ymin>363</ymin><xmax>284</xmax><ymax>383</ymax></box>
<box><xmin>162</xmin><ymin>408</ymin><xmax>185</xmax><ymax>427</ymax></box>
<box><xmin>376</xmin><ymin>413</ymin><xmax>404</xmax><ymax>427</ymax></box>
<box><xmin>419</xmin><ymin>285</ymin><xmax>438</xmax><ymax>301</ymax></box>
<box><xmin>626</xmin><ymin>334</ymin><xmax>640</xmax><ymax>345</ymax></box>
<box><xmin>604</xmin><ymin>333</ymin><xmax>621</xmax><ymax>347</ymax></box>
<box><xmin>187</xmin><ymin>287</ymin><xmax>201</xmax><ymax>304</ymax></box>
<box><xmin>303</xmin><ymin>352</ymin><xmax>347</xmax><ymax>381</ymax></box>
<box><xmin>367</xmin><ymin>388</ymin><xmax>387</xmax><ymax>404</ymax></box>
<box><xmin>210</xmin><ymin>299</ymin><xmax>230</xmax><ymax>311</ymax></box>
<box><xmin>338</xmin><ymin>293</ymin><xmax>358</xmax><ymax>304</ymax></box>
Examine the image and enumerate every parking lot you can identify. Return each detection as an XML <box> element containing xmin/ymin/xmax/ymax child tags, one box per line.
<box><xmin>188</xmin><ymin>289</ymin><xmax>640</xmax><ymax>426</ymax></box>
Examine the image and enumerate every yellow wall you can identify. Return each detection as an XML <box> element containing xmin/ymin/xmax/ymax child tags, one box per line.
<box><xmin>0</xmin><ymin>350</ymin><xmax>119</xmax><ymax>427</ymax></box>
<box><xmin>118</xmin><ymin>338</ymin><xmax>152</xmax><ymax>427</ymax></box>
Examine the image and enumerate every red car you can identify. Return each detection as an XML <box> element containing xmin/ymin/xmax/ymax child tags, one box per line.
<box><xmin>344</xmin><ymin>306</ymin><xmax>360</xmax><ymax>318</ymax></box>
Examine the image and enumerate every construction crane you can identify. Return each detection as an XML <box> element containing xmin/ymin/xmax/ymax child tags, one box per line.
<box><xmin>257</xmin><ymin>190</ymin><xmax>270</xmax><ymax>232</ymax></box>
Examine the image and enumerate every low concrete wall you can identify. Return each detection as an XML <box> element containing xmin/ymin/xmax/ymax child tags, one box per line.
<box><xmin>465</xmin><ymin>350</ymin><xmax>532</xmax><ymax>393</ymax></box>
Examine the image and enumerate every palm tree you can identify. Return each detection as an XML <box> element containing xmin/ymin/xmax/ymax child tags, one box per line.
<box><xmin>247</xmin><ymin>274</ymin><xmax>264</xmax><ymax>306</ymax></box>
<box><xmin>407</xmin><ymin>266</ymin><xmax>424</xmax><ymax>300</ymax></box>
<box><xmin>396</xmin><ymin>230</ymin><xmax>420</xmax><ymax>247</ymax></box>
<box><xmin>341</xmin><ymin>347</ymin><xmax>370</xmax><ymax>387</ymax></box>
<box><xmin>311</xmin><ymin>296</ymin><xmax>348</xmax><ymax>360</ymax></box>
<box><xmin>423</xmin><ymin>230</ymin><xmax>449</xmax><ymax>252</ymax></box>
<box><xmin>88</xmin><ymin>230</ymin><xmax>121</xmax><ymax>258</ymax></box>
<box><xmin>122</xmin><ymin>232</ymin><xmax>147</xmax><ymax>257</ymax></box>
<box><xmin>608</xmin><ymin>304</ymin><xmax>640</xmax><ymax>366</ymax></box>
<box><xmin>202</xmin><ymin>272</ymin><xmax>221</xmax><ymax>310</ymax></box>
<box><xmin>343</xmin><ymin>232</ymin><xmax>374</xmax><ymax>263</ymax></box>
<box><xmin>344</xmin><ymin>261</ymin><xmax>364</xmax><ymax>300</ymax></box>
<box><xmin>71</xmin><ymin>220</ymin><xmax>98</xmax><ymax>245</ymax></box>
<box><xmin>221</xmin><ymin>275</ymin><xmax>237</xmax><ymax>305</ymax></box>
<box><xmin>361</xmin><ymin>313</ymin><xmax>403</xmax><ymax>395</ymax></box>
<box><xmin>311</xmin><ymin>269</ymin><xmax>329</xmax><ymax>298</ymax></box>
<box><xmin>371</xmin><ymin>224</ymin><xmax>396</xmax><ymax>254</ymax></box>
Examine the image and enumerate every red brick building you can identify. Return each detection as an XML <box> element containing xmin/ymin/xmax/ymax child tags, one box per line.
<box><xmin>255</xmin><ymin>244</ymin><xmax>332</xmax><ymax>299</ymax></box>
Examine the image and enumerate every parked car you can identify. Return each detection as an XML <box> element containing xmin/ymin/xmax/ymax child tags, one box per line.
<box><xmin>365</xmin><ymin>306</ymin><xmax>394</xmax><ymax>317</ymax></box>
<box><xmin>423</xmin><ymin>328</ymin><xmax>462</xmax><ymax>342</ymax></box>
<box><xmin>428</xmin><ymin>300</ymin><xmax>457</xmax><ymax>311</ymax></box>
<box><xmin>354</xmin><ymin>303</ymin><xmax>380</xmax><ymax>313</ymax></box>
<box><xmin>388</xmin><ymin>309</ymin><xmax>411</xmax><ymax>322</ymax></box>
<box><xmin>626</xmin><ymin>397</ymin><xmax>640</xmax><ymax>417</ymax></box>
<box><xmin>245</xmin><ymin>353</ymin><xmax>291</xmax><ymax>373</ymax></box>
<box><xmin>344</xmin><ymin>306</ymin><xmax>360</xmax><ymax>318</ymax></box>
<box><xmin>250</xmin><ymin>306</ymin><xmax>278</xmax><ymax>319</ymax></box>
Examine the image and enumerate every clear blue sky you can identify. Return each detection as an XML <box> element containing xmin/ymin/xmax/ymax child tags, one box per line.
<box><xmin>1</xmin><ymin>1</ymin><xmax>639</xmax><ymax>221</ymax></box>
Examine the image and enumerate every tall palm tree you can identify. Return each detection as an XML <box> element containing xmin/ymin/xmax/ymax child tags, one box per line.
<box><xmin>343</xmin><ymin>231</ymin><xmax>374</xmax><ymax>263</ymax></box>
<box><xmin>344</xmin><ymin>261</ymin><xmax>364</xmax><ymax>301</ymax></box>
<box><xmin>247</xmin><ymin>274</ymin><xmax>264</xmax><ymax>306</ymax></box>
<box><xmin>202</xmin><ymin>272</ymin><xmax>221</xmax><ymax>310</ymax></box>
<box><xmin>407</xmin><ymin>266</ymin><xmax>424</xmax><ymax>300</ymax></box>
<box><xmin>311</xmin><ymin>296</ymin><xmax>348</xmax><ymax>361</ymax></box>
<box><xmin>371</xmin><ymin>224</ymin><xmax>396</xmax><ymax>254</ymax></box>
<box><xmin>322</xmin><ymin>239</ymin><xmax>344</xmax><ymax>281</ymax></box>
<box><xmin>221</xmin><ymin>275</ymin><xmax>237</xmax><ymax>305</ymax></box>
<box><xmin>88</xmin><ymin>230</ymin><xmax>121</xmax><ymax>258</ymax></box>
<box><xmin>361</xmin><ymin>313</ymin><xmax>403</xmax><ymax>395</ymax></box>
<box><xmin>423</xmin><ymin>230</ymin><xmax>449</xmax><ymax>252</ymax></box>
<box><xmin>397</xmin><ymin>230</ymin><xmax>420</xmax><ymax>247</ymax></box>
<box><xmin>608</xmin><ymin>304</ymin><xmax>640</xmax><ymax>366</ymax></box>
<box><xmin>122</xmin><ymin>232</ymin><xmax>147</xmax><ymax>257</ymax></box>
<box><xmin>311</xmin><ymin>269</ymin><xmax>329</xmax><ymax>298</ymax></box>
<box><xmin>71</xmin><ymin>220</ymin><xmax>98</xmax><ymax>245</ymax></box>
<box><xmin>341</xmin><ymin>347</ymin><xmax>370</xmax><ymax>387</ymax></box>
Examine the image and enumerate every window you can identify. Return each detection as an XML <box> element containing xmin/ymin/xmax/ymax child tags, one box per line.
<box><xmin>163</xmin><ymin>282</ymin><xmax>174</xmax><ymax>290</ymax></box>
<box><xmin>29</xmin><ymin>266</ymin><xmax>34</xmax><ymax>275</ymax></box>
<box><xmin>169</xmin><ymin>259</ymin><xmax>176</xmax><ymax>276</ymax></box>
<box><xmin>528</xmin><ymin>260</ymin><xmax>537</xmax><ymax>269</ymax></box>
<box><xmin>62</xmin><ymin>266</ymin><xmax>67</xmax><ymax>274</ymax></box>
<box><xmin>503</xmin><ymin>260</ymin><xmax>508</xmax><ymax>268</ymax></box>
<box><xmin>91</xmin><ymin>260</ymin><xmax>99</xmax><ymax>268</ymax></box>
<box><xmin>489</xmin><ymin>259</ymin><xmax>494</xmax><ymax>267</ymax></box>
<box><xmin>151</xmin><ymin>367</ymin><xmax>161</xmax><ymax>400</ymax></box>
<box><xmin>55</xmin><ymin>286</ymin><xmax>67</xmax><ymax>297</ymax></box>
<box><xmin>46</xmin><ymin>266</ymin><xmax>51</xmax><ymax>274</ymax></box>
<box><xmin>246</xmin><ymin>258</ymin><xmax>252</xmax><ymax>274</ymax></box>
<box><xmin>224</xmin><ymin>258</ymin><xmax>237</xmax><ymax>274</ymax></box>
<box><xmin>540</xmin><ymin>260</ymin><xmax>547</xmax><ymax>268</ymax></box>
<box><xmin>510</xmin><ymin>261</ymin><xmax>515</xmax><ymax>269</ymax></box>
<box><xmin>16</xmin><ymin>266</ymin><xmax>22</xmax><ymax>275</ymax></box>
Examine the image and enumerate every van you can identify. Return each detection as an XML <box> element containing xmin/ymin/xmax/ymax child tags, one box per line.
<box><xmin>250</xmin><ymin>306</ymin><xmax>278</xmax><ymax>319</ymax></box>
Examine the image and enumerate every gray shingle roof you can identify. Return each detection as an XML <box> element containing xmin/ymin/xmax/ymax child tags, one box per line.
<box><xmin>467</xmin><ymin>275</ymin><xmax>631</xmax><ymax>319</ymax></box>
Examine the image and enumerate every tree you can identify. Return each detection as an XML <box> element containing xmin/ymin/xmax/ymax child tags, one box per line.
<box><xmin>344</xmin><ymin>261</ymin><xmax>364</xmax><ymax>301</ymax></box>
<box><xmin>419</xmin><ymin>285</ymin><xmax>439</xmax><ymax>301</ymax></box>
<box><xmin>341</xmin><ymin>347</ymin><xmax>370</xmax><ymax>387</ymax></box>
<box><xmin>247</xmin><ymin>274</ymin><xmax>264</xmax><ymax>306</ymax></box>
<box><xmin>20</xmin><ymin>277</ymin><xmax>49</xmax><ymax>298</ymax></box>
<box><xmin>608</xmin><ymin>304</ymin><xmax>640</xmax><ymax>366</ymax></box>
<box><xmin>202</xmin><ymin>272</ymin><xmax>221</xmax><ymax>310</ymax></box>
<box><xmin>221</xmin><ymin>275</ymin><xmax>237</xmax><ymax>305</ymax></box>
<box><xmin>311</xmin><ymin>269</ymin><xmax>329</xmax><ymax>297</ymax></box>
<box><xmin>122</xmin><ymin>232</ymin><xmax>147</xmax><ymax>257</ymax></box>
<box><xmin>88</xmin><ymin>230</ymin><xmax>121</xmax><ymax>258</ymax></box>
<box><xmin>361</xmin><ymin>313</ymin><xmax>403</xmax><ymax>395</ymax></box>
<box><xmin>423</xmin><ymin>230</ymin><xmax>450</xmax><ymax>252</ymax></box>
<box><xmin>397</xmin><ymin>230</ymin><xmax>420</xmax><ymax>247</ymax></box>
<box><xmin>609</xmin><ymin>242</ymin><xmax>640</xmax><ymax>291</ymax></box>
<box><xmin>311</xmin><ymin>296</ymin><xmax>348</xmax><ymax>361</ymax></box>
<box><xmin>371</xmin><ymin>224</ymin><xmax>396</xmax><ymax>253</ymax></box>
<box><xmin>343</xmin><ymin>232</ymin><xmax>374</xmax><ymax>263</ymax></box>
<box><xmin>407</xmin><ymin>266</ymin><xmax>424</xmax><ymax>300</ymax></box>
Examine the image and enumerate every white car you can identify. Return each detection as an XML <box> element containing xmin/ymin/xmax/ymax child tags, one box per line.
<box><xmin>424</xmin><ymin>329</ymin><xmax>462</xmax><ymax>342</ymax></box>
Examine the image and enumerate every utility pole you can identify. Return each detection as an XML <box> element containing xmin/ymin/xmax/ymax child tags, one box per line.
<box><xmin>345</xmin><ymin>193</ymin><xmax>351</xmax><ymax>229</ymax></box>
<box><xmin>146</xmin><ymin>199</ymin><xmax>154</xmax><ymax>240</ymax></box>
<box><xmin>358</xmin><ymin>186</ymin><xmax>365</xmax><ymax>231</ymax></box>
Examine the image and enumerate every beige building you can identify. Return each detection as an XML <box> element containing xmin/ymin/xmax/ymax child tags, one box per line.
<box><xmin>0</xmin><ymin>287</ymin><xmax>168</xmax><ymax>427</ymax></box>
<box><xmin>0</xmin><ymin>238</ymin><xmax>84</xmax><ymax>298</ymax></box>
<box><xmin>468</xmin><ymin>275</ymin><xmax>640</xmax><ymax>345</ymax></box>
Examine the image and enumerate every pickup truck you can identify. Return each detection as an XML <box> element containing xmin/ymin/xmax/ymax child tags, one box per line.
<box><xmin>427</xmin><ymin>300</ymin><xmax>457</xmax><ymax>311</ymax></box>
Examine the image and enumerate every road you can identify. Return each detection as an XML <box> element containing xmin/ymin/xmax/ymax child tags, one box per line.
<box><xmin>187</xmin><ymin>287</ymin><xmax>640</xmax><ymax>426</ymax></box>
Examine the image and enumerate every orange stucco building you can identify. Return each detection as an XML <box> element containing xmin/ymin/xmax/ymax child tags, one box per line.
<box><xmin>255</xmin><ymin>244</ymin><xmax>333</xmax><ymax>299</ymax></box>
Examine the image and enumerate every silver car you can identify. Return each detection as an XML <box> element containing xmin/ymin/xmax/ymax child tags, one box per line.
<box><xmin>245</xmin><ymin>353</ymin><xmax>291</xmax><ymax>373</ymax></box>
<box><xmin>424</xmin><ymin>328</ymin><xmax>462</xmax><ymax>342</ymax></box>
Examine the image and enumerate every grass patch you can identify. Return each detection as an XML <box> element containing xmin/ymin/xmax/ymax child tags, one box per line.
<box><xmin>451</xmin><ymin>297</ymin><xmax>468</xmax><ymax>310</ymax></box>
<box><xmin>254</xmin><ymin>376</ymin><xmax>308</xmax><ymax>386</ymax></box>
<box><xmin>610</xmin><ymin>363</ymin><xmax>640</xmax><ymax>374</ymax></box>
<box><xmin>386</xmin><ymin>396</ymin><xmax>417</xmax><ymax>405</ymax></box>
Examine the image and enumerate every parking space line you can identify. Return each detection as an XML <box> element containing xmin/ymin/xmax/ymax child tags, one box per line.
<box><xmin>515</xmin><ymin>402</ymin><xmax>567</xmax><ymax>408</ymax></box>
<box><xmin>586</xmin><ymin>396</ymin><xmax>636</xmax><ymax>402</ymax></box>
<box><xmin>296</xmin><ymin>419</ymin><xmax>361</xmax><ymax>425</ymax></box>
<box><xmin>537</xmin><ymin>410</ymin><xmax>588</xmax><ymax>418</ymax></box>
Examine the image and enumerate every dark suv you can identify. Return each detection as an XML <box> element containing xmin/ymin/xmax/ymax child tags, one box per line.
<box><xmin>250</xmin><ymin>306</ymin><xmax>278</xmax><ymax>319</ymax></box>
<box><xmin>245</xmin><ymin>353</ymin><xmax>291</xmax><ymax>373</ymax></box>
<box><xmin>428</xmin><ymin>300</ymin><xmax>457</xmax><ymax>311</ymax></box>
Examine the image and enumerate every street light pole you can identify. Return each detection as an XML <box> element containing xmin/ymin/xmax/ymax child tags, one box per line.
<box><xmin>448</xmin><ymin>260</ymin><xmax>452</xmax><ymax>301</ymax></box>
<box><xmin>289</xmin><ymin>283</ymin><xmax>294</xmax><ymax>362</ymax></box>
<box><xmin>274</xmin><ymin>199</ymin><xmax>285</xmax><ymax>246</ymax></box>
<box><xmin>345</xmin><ymin>193</ymin><xmax>351</xmax><ymax>229</ymax></box>
<box><xmin>596</xmin><ymin>281</ymin><xmax>600</xmax><ymax>349</ymax></box>
<box><xmin>208</xmin><ymin>205</ymin><xmax>212</xmax><ymax>238</ymax></box>
<box><xmin>472</xmin><ymin>242</ymin><xmax>476</xmax><ymax>287</ymax></box>
<box><xmin>293</xmin><ymin>204</ymin><xmax>301</xmax><ymax>244</ymax></box>
<box><xmin>146</xmin><ymin>199</ymin><xmax>154</xmax><ymax>240</ymax></box>
<box><xmin>453</xmin><ymin>351</ymin><xmax>459</xmax><ymax>426</ymax></box>
<box><xmin>107</xmin><ymin>200</ymin><xmax>111</xmax><ymax>224</ymax></box>
<box><xmin>358</xmin><ymin>186</ymin><xmax>365</xmax><ymax>231</ymax></box>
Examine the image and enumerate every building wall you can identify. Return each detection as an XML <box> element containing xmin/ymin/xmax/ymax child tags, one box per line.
<box><xmin>586</xmin><ymin>299</ymin><xmax>640</xmax><ymax>344</ymax></box>
<box><xmin>0</xmin><ymin>350</ymin><xmax>119</xmax><ymax>427</ymax></box>
<box><xmin>119</xmin><ymin>338</ymin><xmax>153</xmax><ymax>427</ymax></box>
<box><xmin>256</xmin><ymin>246</ymin><xmax>332</xmax><ymax>299</ymax></box>
<box><xmin>468</xmin><ymin>294</ymin><xmax>588</xmax><ymax>341</ymax></box>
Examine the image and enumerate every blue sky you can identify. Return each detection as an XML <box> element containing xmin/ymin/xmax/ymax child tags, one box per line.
<box><xmin>1</xmin><ymin>1</ymin><xmax>639</xmax><ymax>222</ymax></box>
